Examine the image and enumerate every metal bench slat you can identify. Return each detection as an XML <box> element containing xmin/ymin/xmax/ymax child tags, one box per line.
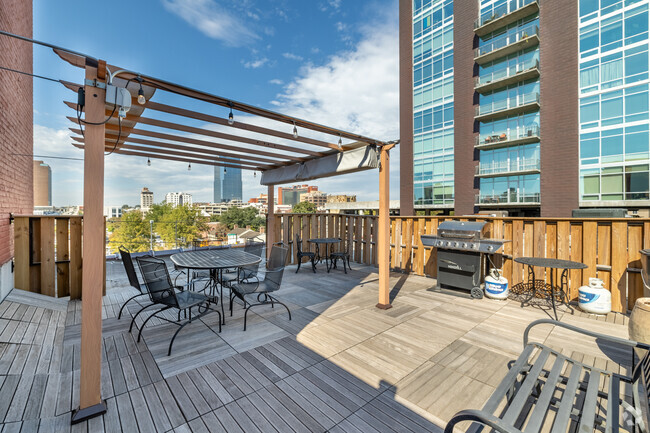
<box><xmin>577</xmin><ymin>368</ymin><xmax>601</xmax><ymax>432</ymax></box>
<box><xmin>550</xmin><ymin>362</ymin><xmax>583</xmax><ymax>433</ymax></box>
<box><xmin>523</xmin><ymin>354</ymin><xmax>567</xmax><ymax>433</ymax></box>
<box><xmin>482</xmin><ymin>344</ymin><xmax>537</xmax><ymax>414</ymax></box>
<box><xmin>501</xmin><ymin>348</ymin><xmax>551</xmax><ymax>426</ymax></box>
<box><xmin>605</xmin><ymin>374</ymin><xmax>620</xmax><ymax>433</ymax></box>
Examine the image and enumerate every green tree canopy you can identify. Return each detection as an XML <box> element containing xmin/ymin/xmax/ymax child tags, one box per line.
<box><xmin>149</xmin><ymin>204</ymin><xmax>207</xmax><ymax>248</ymax></box>
<box><xmin>292</xmin><ymin>201</ymin><xmax>317</xmax><ymax>213</ymax></box>
<box><xmin>109</xmin><ymin>210</ymin><xmax>150</xmax><ymax>252</ymax></box>
<box><xmin>218</xmin><ymin>206</ymin><xmax>265</xmax><ymax>230</ymax></box>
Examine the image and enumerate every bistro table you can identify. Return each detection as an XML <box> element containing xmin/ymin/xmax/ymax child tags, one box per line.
<box><xmin>514</xmin><ymin>257</ymin><xmax>587</xmax><ymax>320</ymax></box>
<box><xmin>308</xmin><ymin>238</ymin><xmax>341</xmax><ymax>272</ymax></box>
<box><xmin>171</xmin><ymin>248</ymin><xmax>261</xmax><ymax>324</ymax></box>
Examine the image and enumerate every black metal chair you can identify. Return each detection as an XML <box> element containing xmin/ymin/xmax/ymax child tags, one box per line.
<box><xmin>295</xmin><ymin>235</ymin><xmax>316</xmax><ymax>273</ymax></box>
<box><xmin>330</xmin><ymin>238</ymin><xmax>352</xmax><ymax>273</ymax></box>
<box><xmin>229</xmin><ymin>244</ymin><xmax>290</xmax><ymax>331</ymax></box>
<box><xmin>135</xmin><ymin>256</ymin><xmax>221</xmax><ymax>356</ymax></box>
<box><xmin>222</xmin><ymin>242</ymin><xmax>265</xmax><ymax>288</ymax></box>
<box><xmin>117</xmin><ymin>247</ymin><xmax>155</xmax><ymax>324</ymax></box>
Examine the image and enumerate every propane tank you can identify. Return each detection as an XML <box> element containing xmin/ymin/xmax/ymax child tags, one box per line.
<box><xmin>485</xmin><ymin>269</ymin><xmax>509</xmax><ymax>300</ymax></box>
<box><xmin>578</xmin><ymin>277</ymin><xmax>612</xmax><ymax>314</ymax></box>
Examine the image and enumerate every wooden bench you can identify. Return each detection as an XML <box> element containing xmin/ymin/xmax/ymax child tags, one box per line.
<box><xmin>445</xmin><ymin>319</ymin><xmax>650</xmax><ymax>433</ymax></box>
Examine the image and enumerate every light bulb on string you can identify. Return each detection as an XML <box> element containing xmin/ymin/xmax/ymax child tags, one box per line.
<box><xmin>228</xmin><ymin>104</ymin><xmax>234</xmax><ymax>125</ymax></box>
<box><xmin>147</xmin><ymin>157</ymin><xmax>151</xmax><ymax>166</ymax></box>
<box><xmin>224</xmin><ymin>167</ymin><xmax>227</xmax><ymax>174</ymax></box>
<box><xmin>254</xmin><ymin>171</ymin><xmax>257</xmax><ymax>178</ymax></box>
<box><xmin>292</xmin><ymin>122</ymin><xmax>298</xmax><ymax>139</ymax></box>
<box><xmin>337</xmin><ymin>134</ymin><xmax>343</xmax><ymax>150</ymax></box>
<box><xmin>137</xmin><ymin>77</ymin><xmax>146</xmax><ymax>105</ymax></box>
<box><xmin>188</xmin><ymin>163</ymin><xmax>191</xmax><ymax>171</ymax></box>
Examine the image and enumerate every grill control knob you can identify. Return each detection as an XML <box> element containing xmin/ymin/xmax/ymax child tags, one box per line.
<box><xmin>452</xmin><ymin>242</ymin><xmax>458</xmax><ymax>248</ymax></box>
<box><xmin>445</xmin><ymin>241</ymin><xmax>450</xmax><ymax>247</ymax></box>
<box><xmin>487</xmin><ymin>245</ymin><xmax>493</xmax><ymax>251</ymax></box>
<box><xmin>461</xmin><ymin>243</ymin><xmax>467</xmax><ymax>249</ymax></box>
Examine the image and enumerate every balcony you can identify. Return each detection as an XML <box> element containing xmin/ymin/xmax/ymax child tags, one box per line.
<box><xmin>475</xmin><ymin>192</ymin><xmax>541</xmax><ymax>206</ymax></box>
<box><xmin>475</xmin><ymin>124</ymin><xmax>540</xmax><ymax>150</ymax></box>
<box><xmin>474</xmin><ymin>0</ymin><xmax>540</xmax><ymax>37</ymax></box>
<box><xmin>474</xmin><ymin>24</ymin><xmax>540</xmax><ymax>65</ymax></box>
<box><xmin>475</xmin><ymin>158</ymin><xmax>541</xmax><ymax>177</ymax></box>
<box><xmin>475</xmin><ymin>92</ymin><xmax>540</xmax><ymax>122</ymax></box>
<box><xmin>474</xmin><ymin>59</ymin><xmax>540</xmax><ymax>94</ymax></box>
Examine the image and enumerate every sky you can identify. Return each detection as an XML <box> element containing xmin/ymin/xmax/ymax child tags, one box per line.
<box><xmin>31</xmin><ymin>0</ymin><xmax>400</xmax><ymax>207</ymax></box>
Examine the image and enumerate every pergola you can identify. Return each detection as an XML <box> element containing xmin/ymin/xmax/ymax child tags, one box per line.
<box><xmin>51</xmin><ymin>50</ymin><xmax>398</xmax><ymax>422</ymax></box>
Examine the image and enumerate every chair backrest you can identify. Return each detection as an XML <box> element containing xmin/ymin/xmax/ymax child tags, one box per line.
<box><xmin>264</xmin><ymin>245</ymin><xmax>289</xmax><ymax>289</ymax></box>
<box><xmin>295</xmin><ymin>235</ymin><xmax>304</xmax><ymax>254</ymax></box>
<box><xmin>119</xmin><ymin>246</ymin><xmax>143</xmax><ymax>293</ymax></box>
<box><xmin>244</xmin><ymin>242</ymin><xmax>264</xmax><ymax>258</ymax></box>
<box><xmin>633</xmin><ymin>349</ymin><xmax>650</xmax><ymax>428</ymax></box>
<box><xmin>135</xmin><ymin>256</ymin><xmax>179</xmax><ymax>308</ymax></box>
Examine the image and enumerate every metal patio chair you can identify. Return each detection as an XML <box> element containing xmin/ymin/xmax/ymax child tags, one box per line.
<box><xmin>295</xmin><ymin>235</ymin><xmax>316</xmax><ymax>273</ymax></box>
<box><xmin>117</xmin><ymin>246</ymin><xmax>155</xmax><ymax>324</ymax></box>
<box><xmin>135</xmin><ymin>256</ymin><xmax>221</xmax><ymax>356</ymax></box>
<box><xmin>229</xmin><ymin>244</ymin><xmax>290</xmax><ymax>331</ymax></box>
<box><xmin>329</xmin><ymin>238</ymin><xmax>351</xmax><ymax>273</ymax></box>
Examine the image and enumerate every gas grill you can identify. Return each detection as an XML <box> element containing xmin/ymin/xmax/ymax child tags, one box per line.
<box><xmin>421</xmin><ymin>221</ymin><xmax>508</xmax><ymax>298</ymax></box>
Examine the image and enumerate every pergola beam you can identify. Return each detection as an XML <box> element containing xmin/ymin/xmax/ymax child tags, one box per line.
<box><xmin>71</xmin><ymin>137</ymin><xmax>270</xmax><ymax>170</ymax></box>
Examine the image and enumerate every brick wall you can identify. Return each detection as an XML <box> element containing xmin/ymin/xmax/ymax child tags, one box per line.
<box><xmin>539</xmin><ymin>0</ymin><xmax>579</xmax><ymax>217</ymax></box>
<box><xmin>0</xmin><ymin>1</ymin><xmax>33</xmax><ymax>265</ymax></box>
<box><xmin>453</xmin><ymin>0</ymin><xmax>479</xmax><ymax>215</ymax></box>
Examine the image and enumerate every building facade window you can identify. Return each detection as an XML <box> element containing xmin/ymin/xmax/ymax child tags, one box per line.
<box><xmin>413</xmin><ymin>0</ymin><xmax>454</xmax><ymax>207</ymax></box>
<box><xmin>578</xmin><ymin>0</ymin><xmax>650</xmax><ymax>203</ymax></box>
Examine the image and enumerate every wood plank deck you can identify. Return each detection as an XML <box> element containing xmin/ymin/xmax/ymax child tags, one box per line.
<box><xmin>0</xmin><ymin>257</ymin><xmax>632</xmax><ymax>432</ymax></box>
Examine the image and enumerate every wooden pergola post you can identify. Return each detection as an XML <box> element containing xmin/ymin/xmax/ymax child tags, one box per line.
<box><xmin>267</xmin><ymin>185</ymin><xmax>275</xmax><ymax>258</ymax></box>
<box><xmin>71</xmin><ymin>60</ymin><xmax>107</xmax><ymax>423</ymax></box>
<box><xmin>376</xmin><ymin>145</ymin><xmax>392</xmax><ymax>309</ymax></box>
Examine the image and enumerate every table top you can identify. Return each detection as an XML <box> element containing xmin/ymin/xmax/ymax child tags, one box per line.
<box><xmin>514</xmin><ymin>257</ymin><xmax>587</xmax><ymax>270</ymax></box>
<box><xmin>308</xmin><ymin>238</ymin><xmax>341</xmax><ymax>244</ymax></box>
<box><xmin>170</xmin><ymin>249</ymin><xmax>261</xmax><ymax>270</ymax></box>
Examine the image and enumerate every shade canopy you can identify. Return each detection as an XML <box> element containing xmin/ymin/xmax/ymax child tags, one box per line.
<box><xmin>260</xmin><ymin>145</ymin><xmax>380</xmax><ymax>185</ymax></box>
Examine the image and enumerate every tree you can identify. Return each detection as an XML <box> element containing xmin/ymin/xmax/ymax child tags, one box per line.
<box><xmin>148</xmin><ymin>204</ymin><xmax>207</xmax><ymax>248</ymax></box>
<box><xmin>108</xmin><ymin>210</ymin><xmax>150</xmax><ymax>252</ymax></box>
<box><xmin>218</xmin><ymin>206</ymin><xmax>265</xmax><ymax>230</ymax></box>
<box><xmin>292</xmin><ymin>201</ymin><xmax>317</xmax><ymax>213</ymax></box>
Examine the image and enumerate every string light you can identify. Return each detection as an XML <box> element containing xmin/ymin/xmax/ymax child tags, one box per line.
<box><xmin>137</xmin><ymin>77</ymin><xmax>146</xmax><ymax>105</ymax></box>
<box><xmin>224</xmin><ymin>167</ymin><xmax>227</xmax><ymax>174</ymax></box>
<box><xmin>292</xmin><ymin>122</ymin><xmax>298</xmax><ymax>139</ymax></box>
<box><xmin>338</xmin><ymin>134</ymin><xmax>343</xmax><ymax>150</ymax></box>
<box><xmin>228</xmin><ymin>104</ymin><xmax>234</xmax><ymax>125</ymax></box>
<box><xmin>188</xmin><ymin>163</ymin><xmax>191</xmax><ymax>171</ymax></box>
<box><xmin>147</xmin><ymin>157</ymin><xmax>151</xmax><ymax>166</ymax></box>
<box><xmin>254</xmin><ymin>171</ymin><xmax>257</xmax><ymax>178</ymax></box>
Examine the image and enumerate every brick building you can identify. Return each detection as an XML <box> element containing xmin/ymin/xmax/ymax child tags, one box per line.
<box><xmin>0</xmin><ymin>1</ymin><xmax>33</xmax><ymax>300</ymax></box>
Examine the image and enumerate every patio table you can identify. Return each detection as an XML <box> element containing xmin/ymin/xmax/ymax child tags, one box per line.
<box><xmin>308</xmin><ymin>238</ymin><xmax>341</xmax><ymax>272</ymax></box>
<box><xmin>171</xmin><ymin>248</ymin><xmax>261</xmax><ymax>325</ymax></box>
<box><xmin>514</xmin><ymin>257</ymin><xmax>587</xmax><ymax>320</ymax></box>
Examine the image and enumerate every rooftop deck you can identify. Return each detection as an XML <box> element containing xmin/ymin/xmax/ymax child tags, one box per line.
<box><xmin>0</xmin><ymin>257</ymin><xmax>632</xmax><ymax>432</ymax></box>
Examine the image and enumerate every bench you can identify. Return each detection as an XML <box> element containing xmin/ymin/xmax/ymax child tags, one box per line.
<box><xmin>445</xmin><ymin>319</ymin><xmax>650</xmax><ymax>433</ymax></box>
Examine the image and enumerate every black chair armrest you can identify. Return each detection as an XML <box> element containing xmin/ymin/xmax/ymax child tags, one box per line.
<box><xmin>445</xmin><ymin>409</ymin><xmax>523</xmax><ymax>433</ymax></box>
<box><xmin>524</xmin><ymin>319</ymin><xmax>650</xmax><ymax>350</ymax></box>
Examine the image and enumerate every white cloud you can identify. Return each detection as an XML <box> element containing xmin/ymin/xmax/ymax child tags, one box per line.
<box><xmin>282</xmin><ymin>52</ymin><xmax>304</xmax><ymax>61</ymax></box>
<box><xmin>162</xmin><ymin>0</ymin><xmax>259</xmax><ymax>46</ymax></box>
<box><xmin>243</xmin><ymin>57</ymin><xmax>269</xmax><ymax>69</ymax></box>
<box><xmin>269</xmin><ymin>79</ymin><xmax>284</xmax><ymax>85</ymax></box>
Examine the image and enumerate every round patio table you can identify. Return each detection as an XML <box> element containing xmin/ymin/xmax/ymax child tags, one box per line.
<box><xmin>514</xmin><ymin>257</ymin><xmax>587</xmax><ymax>321</ymax></box>
<box><xmin>308</xmin><ymin>238</ymin><xmax>341</xmax><ymax>272</ymax></box>
<box><xmin>171</xmin><ymin>248</ymin><xmax>261</xmax><ymax>325</ymax></box>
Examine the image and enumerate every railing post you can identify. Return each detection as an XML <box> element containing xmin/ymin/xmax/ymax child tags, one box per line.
<box><xmin>267</xmin><ymin>185</ymin><xmax>275</xmax><ymax>259</ymax></box>
<box><xmin>72</xmin><ymin>60</ymin><xmax>107</xmax><ymax>423</ymax></box>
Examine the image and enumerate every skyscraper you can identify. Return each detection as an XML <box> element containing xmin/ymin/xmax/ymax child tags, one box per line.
<box><xmin>165</xmin><ymin>192</ymin><xmax>193</xmax><ymax>207</ymax></box>
<box><xmin>33</xmin><ymin>160</ymin><xmax>51</xmax><ymax>206</ymax></box>
<box><xmin>401</xmin><ymin>0</ymin><xmax>650</xmax><ymax>216</ymax></box>
<box><xmin>222</xmin><ymin>163</ymin><xmax>242</xmax><ymax>202</ymax></box>
<box><xmin>140</xmin><ymin>187</ymin><xmax>153</xmax><ymax>212</ymax></box>
<box><xmin>213</xmin><ymin>166</ymin><xmax>222</xmax><ymax>203</ymax></box>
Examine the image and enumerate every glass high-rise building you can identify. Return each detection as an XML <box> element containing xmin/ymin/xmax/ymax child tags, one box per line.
<box><xmin>213</xmin><ymin>166</ymin><xmax>222</xmax><ymax>203</ymax></box>
<box><xmin>222</xmin><ymin>162</ymin><xmax>243</xmax><ymax>202</ymax></box>
<box><xmin>400</xmin><ymin>0</ymin><xmax>650</xmax><ymax>216</ymax></box>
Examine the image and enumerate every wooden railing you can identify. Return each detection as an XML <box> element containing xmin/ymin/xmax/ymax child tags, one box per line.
<box><xmin>274</xmin><ymin>214</ymin><xmax>650</xmax><ymax>313</ymax></box>
<box><xmin>13</xmin><ymin>216</ymin><xmax>105</xmax><ymax>299</ymax></box>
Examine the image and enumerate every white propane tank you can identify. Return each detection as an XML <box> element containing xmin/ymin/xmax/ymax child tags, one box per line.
<box><xmin>578</xmin><ymin>277</ymin><xmax>612</xmax><ymax>314</ymax></box>
<box><xmin>485</xmin><ymin>269</ymin><xmax>509</xmax><ymax>300</ymax></box>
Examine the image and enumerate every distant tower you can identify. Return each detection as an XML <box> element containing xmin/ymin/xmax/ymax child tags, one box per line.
<box><xmin>222</xmin><ymin>161</ymin><xmax>242</xmax><ymax>202</ymax></box>
<box><xmin>140</xmin><ymin>187</ymin><xmax>154</xmax><ymax>212</ymax></box>
<box><xmin>213</xmin><ymin>166</ymin><xmax>222</xmax><ymax>203</ymax></box>
<box><xmin>33</xmin><ymin>160</ymin><xmax>52</xmax><ymax>206</ymax></box>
